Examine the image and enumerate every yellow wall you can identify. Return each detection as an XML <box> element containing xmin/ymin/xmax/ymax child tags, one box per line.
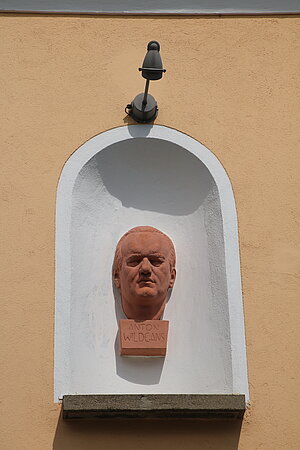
<box><xmin>1</xmin><ymin>14</ymin><xmax>299</xmax><ymax>449</ymax></box>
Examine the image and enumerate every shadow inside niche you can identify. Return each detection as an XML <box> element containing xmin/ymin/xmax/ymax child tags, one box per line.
<box><xmin>93</xmin><ymin>137</ymin><xmax>214</xmax><ymax>216</ymax></box>
<box><xmin>114</xmin><ymin>331</ymin><xmax>165</xmax><ymax>385</ymax></box>
<box><xmin>53</xmin><ymin>408</ymin><xmax>243</xmax><ymax>450</ymax></box>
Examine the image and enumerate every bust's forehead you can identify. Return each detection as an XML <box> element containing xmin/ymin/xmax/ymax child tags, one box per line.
<box><xmin>121</xmin><ymin>231</ymin><xmax>171</xmax><ymax>256</ymax></box>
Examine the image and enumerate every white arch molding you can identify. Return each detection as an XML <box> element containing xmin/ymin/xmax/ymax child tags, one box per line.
<box><xmin>54</xmin><ymin>125</ymin><xmax>249</xmax><ymax>402</ymax></box>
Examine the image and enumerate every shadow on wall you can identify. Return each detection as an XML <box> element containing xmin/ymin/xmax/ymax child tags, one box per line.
<box><xmin>94</xmin><ymin>138</ymin><xmax>214</xmax><ymax>216</ymax></box>
<box><xmin>53</xmin><ymin>411</ymin><xmax>242</xmax><ymax>450</ymax></box>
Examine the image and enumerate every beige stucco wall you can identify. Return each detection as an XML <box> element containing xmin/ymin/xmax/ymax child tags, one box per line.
<box><xmin>1</xmin><ymin>13</ymin><xmax>299</xmax><ymax>449</ymax></box>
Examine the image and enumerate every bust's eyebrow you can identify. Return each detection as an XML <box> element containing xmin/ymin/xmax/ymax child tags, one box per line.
<box><xmin>127</xmin><ymin>252</ymin><xmax>165</xmax><ymax>258</ymax></box>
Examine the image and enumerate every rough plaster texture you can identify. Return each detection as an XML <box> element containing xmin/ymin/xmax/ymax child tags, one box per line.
<box><xmin>0</xmin><ymin>13</ymin><xmax>299</xmax><ymax>450</ymax></box>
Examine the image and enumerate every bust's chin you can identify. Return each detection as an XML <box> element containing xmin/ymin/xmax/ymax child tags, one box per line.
<box><xmin>137</xmin><ymin>286</ymin><xmax>157</xmax><ymax>298</ymax></box>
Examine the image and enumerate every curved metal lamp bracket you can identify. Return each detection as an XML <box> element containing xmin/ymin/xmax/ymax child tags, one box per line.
<box><xmin>126</xmin><ymin>41</ymin><xmax>166</xmax><ymax>123</ymax></box>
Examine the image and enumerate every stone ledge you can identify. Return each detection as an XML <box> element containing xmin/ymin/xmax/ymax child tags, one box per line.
<box><xmin>62</xmin><ymin>394</ymin><xmax>245</xmax><ymax>419</ymax></box>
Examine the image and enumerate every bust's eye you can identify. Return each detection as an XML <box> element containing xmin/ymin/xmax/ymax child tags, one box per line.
<box><xmin>126</xmin><ymin>257</ymin><xmax>142</xmax><ymax>267</ymax></box>
<box><xmin>149</xmin><ymin>257</ymin><xmax>164</xmax><ymax>267</ymax></box>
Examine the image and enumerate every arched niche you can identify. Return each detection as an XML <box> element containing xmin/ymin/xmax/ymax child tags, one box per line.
<box><xmin>54</xmin><ymin>125</ymin><xmax>248</xmax><ymax>403</ymax></box>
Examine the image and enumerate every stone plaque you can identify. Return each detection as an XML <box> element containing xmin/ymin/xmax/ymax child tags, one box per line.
<box><xmin>120</xmin><ymin>319</ymin><xmax>169</xmax><ymax>356</ymax></box>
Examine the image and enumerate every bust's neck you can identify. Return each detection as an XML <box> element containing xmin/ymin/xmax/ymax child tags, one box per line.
<box><xmin>122</xmin><ymin>298</ymin><xmax>166</xmax><ymax>321</ymax></box>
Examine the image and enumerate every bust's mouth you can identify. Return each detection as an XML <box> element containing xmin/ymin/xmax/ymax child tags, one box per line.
<box><xmin>137</xmin><ymin>279</ymin><xmax>154</xmax><ymax>286</ymax></box>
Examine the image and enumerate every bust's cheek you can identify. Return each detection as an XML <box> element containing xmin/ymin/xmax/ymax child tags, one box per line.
<box><xmin>123</xmin><ymin>268</ymin><xmax>134</xmax><ymax>276</ymax></box>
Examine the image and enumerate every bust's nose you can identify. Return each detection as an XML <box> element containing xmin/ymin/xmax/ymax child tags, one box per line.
<box><xmin>139</xmin><ymin>257</ymin><xmax>152</xmax><ymax>276</ymax></box>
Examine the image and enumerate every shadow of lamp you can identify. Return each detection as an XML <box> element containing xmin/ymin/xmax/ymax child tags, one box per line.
<box><xmin>125</xmin><ymin>41</ymin><xmax>166</xmax><ymax>123</ymax></box>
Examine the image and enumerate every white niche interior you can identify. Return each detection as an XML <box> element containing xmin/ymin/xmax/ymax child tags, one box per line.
<box><xmin>55</xmin><ymin>125</ymin><xmax>248</xmax><ymax>402</ymax></box>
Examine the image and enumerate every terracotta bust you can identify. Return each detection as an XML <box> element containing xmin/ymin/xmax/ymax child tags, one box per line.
<box><xmin>113</xmin><ymin>226</ymin><xmax>176</xmax><ymax>321</ymax></box>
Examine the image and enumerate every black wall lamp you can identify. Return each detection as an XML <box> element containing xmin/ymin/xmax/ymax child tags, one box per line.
<box><xmin>125</xmin><ymin>41</ymin><xmax>166</xmax><ymax>123</ymax></box>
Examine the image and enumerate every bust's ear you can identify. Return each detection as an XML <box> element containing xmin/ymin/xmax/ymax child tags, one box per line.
<box><xmin>114</xmin><ymin>270</ymin><xmax>121</xmax><ymax>289</ymax></box>
<box><xmin>168</xmin><ymin>268</ymin><xmax>176</xmax><ymax>289</ymax></box>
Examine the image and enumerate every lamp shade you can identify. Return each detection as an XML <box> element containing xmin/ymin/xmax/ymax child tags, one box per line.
<box><xmin>140</xmin><ymin>41</ymin><xmax>166</xmax><ymax>81</ymax></box>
